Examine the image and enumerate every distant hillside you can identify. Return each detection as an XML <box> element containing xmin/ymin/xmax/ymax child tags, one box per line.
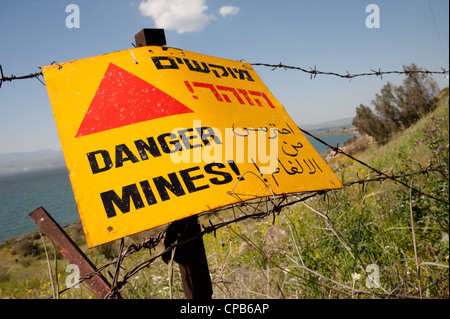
<box><xmin>0</xmin><ymin>149</ymin><xmax>65</xmax><ymax>176</ymax></box>
<box><xmin>298</xmin><ymin>117</ymin><xmax>354</xmax><ymax>134</ymax></box>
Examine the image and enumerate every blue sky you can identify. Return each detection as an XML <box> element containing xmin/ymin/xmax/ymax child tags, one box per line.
<box><xmin>0</xmin><ymin>0</ymin><xmax>448</xmax><ymax>153</ymax></box>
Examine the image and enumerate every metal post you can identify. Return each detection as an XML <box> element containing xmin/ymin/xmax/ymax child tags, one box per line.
<box><xmin>134</xmin><ymin>28</ymin><xmax>167</xmax><ymax>47</ymax></box>
<box><xmin>30</xmin><ymin>207</ymin><xmax>120</xmax><ymax>299</ymax></box>
<box><xmin>134</xmin><ymin>28</ymin><xmax>213</xmax><ymax>299</ymax></box>
<box><xmin>162</xmin><ymin>216</ymin><xmax>213</xmax><ymax>299</ymax></box>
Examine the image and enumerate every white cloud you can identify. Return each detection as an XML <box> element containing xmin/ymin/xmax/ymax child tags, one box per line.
<box><xmin>138</xmin><ymin>0</ymin><xmax>215</xmax><ymax>34</ymax></box>
<box><xmin>219</xmin><ymin>5</ymin><xmax>239</xmax><ymax>17</ymax></box>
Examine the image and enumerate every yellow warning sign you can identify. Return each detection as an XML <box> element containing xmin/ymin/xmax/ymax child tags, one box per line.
<box><xmin>42</xmin><ymin>46</ymin><xmax>343</xmax><ymax>247</ymax></box>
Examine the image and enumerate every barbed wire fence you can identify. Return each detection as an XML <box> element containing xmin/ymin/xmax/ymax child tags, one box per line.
<box><xmin>47</xmin><ymin>137</ymin><xmax>448</xmax><ymax>299</ymax></box>
<box><xmin>1</xmin><ymin>62</ymin><xmax>449</xmax><ymax>89</ymax></box>
<box><xmin>1</xmin><ymin>61</ymin><xmax>449</xmax><ymax>299</ymax></box>
<box><xmin>60</xmin><ymin>157</ymin><xmax>447</xmax><ymax>299</ymax></box>
<box><xmin>0</xmin><ymin>64</ymin><xmax>45</xmax><ymax>88</ymax></box>
<box><xmin>251</xmin><ymin>62</ymin><xmax>449</xmax><ymax>79</ymax></box>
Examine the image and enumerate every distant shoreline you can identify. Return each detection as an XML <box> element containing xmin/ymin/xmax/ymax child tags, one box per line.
<box><xmin>0</xmin><ymin>219</ymin><xmax>81</xmax><ymax>248</ymax></box>
<box><xmin>0</xmin><ymin>164</ymin><xmax>67</xmax><ymax>178</ymax></box>
<box><xmin>314</xmin><ymin>128</ymin><xmax>358</xmax><ymax>136</ymax></box>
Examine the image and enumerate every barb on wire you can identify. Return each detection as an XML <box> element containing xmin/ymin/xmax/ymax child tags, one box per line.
<box><xmin>0</xmin><ymin>64</ymin><xmax>44</xmax><ymax>88</ymax></box>
<box><xmin>251</xmin><ymin>62</ymin><xmax>449</xmax><ymax>79</ymax></box>
<box><xmin>342</xmin><ymin>164</ymin><xmax>448</xmax><ymax>187</ymax></box>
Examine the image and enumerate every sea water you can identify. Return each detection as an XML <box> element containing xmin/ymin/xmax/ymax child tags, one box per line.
<box><xmin>0</xmin><ymin>167</ymin><xmax>78</xmax><ymax>243</ymax></box>
<box><xmin>0</xmin><ymin>132</ymin><xmax>356</xmax><ymax>243</ymax></box>
<box><xmin>306</xmin><ymin>132</ymin><xmax>357</xmax><ymax>155</ymax></box>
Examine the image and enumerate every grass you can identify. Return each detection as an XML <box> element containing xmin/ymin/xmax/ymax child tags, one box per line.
<box><xmin>0</xmin><ymin>89</ymin><xmax>448</xmax><ymax>299</ymax></box>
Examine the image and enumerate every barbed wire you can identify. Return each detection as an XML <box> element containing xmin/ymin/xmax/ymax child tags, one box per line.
<box><xmin>299</xmin><ymin>128</ymin><xmax>449</xmax><ymax>205</ymax></box>
<box><xmin>251</xmin><ymin>62</ymin><xmax>449</xmax><ymax>79</ymax></box>
<box><xmin>1</xmin><ymin>61</ymin><xmax>448</xmax><ymax>90</ymax></box>
<box><xmin>0</xmin><ymin>64</ymin><xmax>44</xmax><ymax>88</ymax></box>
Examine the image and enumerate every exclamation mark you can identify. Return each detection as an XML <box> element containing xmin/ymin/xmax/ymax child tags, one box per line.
<box><xmin>227</xmin><ymin>160</ymin><xmax>245</xmax><ymax>181</ymax></box>
<box><xmin>184</xmin><ymin>81</ymin><xmax>198</xmax><ymax>99</ymax></box>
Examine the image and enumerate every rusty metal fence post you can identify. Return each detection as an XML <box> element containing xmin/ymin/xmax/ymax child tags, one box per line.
<box><xmin>30</xmin><ymin>206</ymin><xmax>120</xmax><ymax>299</ymax></box>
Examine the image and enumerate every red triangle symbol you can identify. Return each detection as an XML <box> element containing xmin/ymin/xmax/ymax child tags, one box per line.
<box><xmin>75</xmin><ymin>63</ymin><xmax>193</xmax><ymax>138</ymax></box>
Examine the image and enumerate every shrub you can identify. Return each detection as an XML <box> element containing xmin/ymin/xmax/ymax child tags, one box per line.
<box><xmin>353</xmin><ymin>64</ymin><xmax>440</xmax><ymax>143</ymax></box>
<box><xmin>11</xmin><ymin>239</ymin><xmax>42</xmax><ymax>257</ymax></box>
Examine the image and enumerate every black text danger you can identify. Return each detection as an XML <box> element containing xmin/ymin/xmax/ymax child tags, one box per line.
<box><xmin>86</xmin><ymin>126</ymin><xmax>221</xmax><ymax>174</ymax></box>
